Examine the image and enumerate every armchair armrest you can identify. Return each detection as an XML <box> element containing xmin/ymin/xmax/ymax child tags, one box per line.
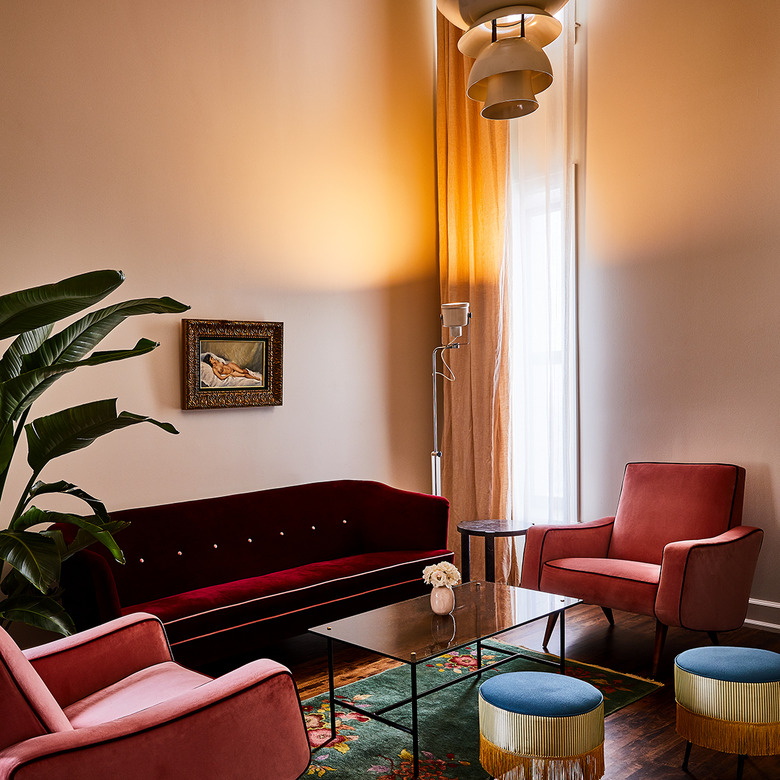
<box><xmin>24</xmin><ymin>613</ymin><xmax>173</xmax><ymax>708</ymax></box>
<box><xmin>655</xmin><ymin>526</ymin><xmax>764</xmax><ymax>630</ymax></box>
<box><xmin>0</xmin><ymin>659</ymin><xmax>310</xmax><ymax>780</ymax></box>
<box><xmin>520</xmin><ymin>517</ymin><xmax>615</xmax><ymax>590</ymax></box>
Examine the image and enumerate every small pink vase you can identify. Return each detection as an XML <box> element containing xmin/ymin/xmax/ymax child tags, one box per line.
<box><xmin>430</xmin><ymin>585</ymin><xmax>454</xmax><ymax>615</ymax></box>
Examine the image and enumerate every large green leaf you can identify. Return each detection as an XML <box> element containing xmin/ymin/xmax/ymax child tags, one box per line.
<box><xmin>25</xmin><ymin>398</ymin><xmax>178</xmax><ymax>474</ymax></box>
<box><xmin>0</xmin><ymin>594</ymin><xmax>75</xmax><ymax>636</ymax></box>
<box><xmin>13</xmin><ymin>507</ymin><xmax>126</xmax><ymax>563</ymax></box>
<box><xmin>0</xmin><ymin>325</ymin><xmax>53</xmax><ymax>382</ymax></box>
<box><xmin>25</xmin><ymin>480</ymin><xmax>111</xmax><ymax>525</ymax></box>
<box><xmin>0</xmin><ymin>530</ymin><xmax>59</xmax><ymax>592</ymax></box>
<box><xmin>0</xmin><ymin>421</ymin><xmax>13</xmax><ymax>476</ymax></box>
<box><xmin>63</xmin><ymin>522</ymin><xmax>129</xmax><ymax>561</ymax></box>
<box><xmin>0</xmin><ymin>270</ymin><xmax>124</xmax><ymax>340</ymax></box>
<box><xmin>0</xmin><ymin>338</ymin><xmax>159</xmax><ymax>424</ymax></box>
<box><xmin>25</xmin><ymin>297</ymin><xmax>189</xmax><ymax>372</ymax></box>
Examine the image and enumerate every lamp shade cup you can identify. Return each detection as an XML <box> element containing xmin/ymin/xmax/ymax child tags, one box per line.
<box><xmin>467</xmin><ymin>37</ymin><xmax>552</xmax><ymax>118</ymax></box>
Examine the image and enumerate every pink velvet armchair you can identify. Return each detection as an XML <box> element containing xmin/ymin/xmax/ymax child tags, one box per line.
<box><xmin>520</xmin><ymin>462</ymin><xmax>764</xmax><ymax>677</ymax></box>
<box><xmin>0</xmin><ymin>613</ymin><xmax>311</xmax><ymax>779</ymax></box>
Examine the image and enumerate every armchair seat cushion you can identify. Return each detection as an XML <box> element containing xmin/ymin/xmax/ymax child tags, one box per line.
<box><xmin>542</xmin><ymin>558</ymin><xmax>661</xmax><ymax>616</ymax></box>
<box><xmin>125</xmin><ymin>550</ymin><xmax>445</xmax><ymax>645</ymax></box>
<box><xmin>64</xmin><ymin>662</ymin><xmax>210</xmax><ymax>729</ymax></box>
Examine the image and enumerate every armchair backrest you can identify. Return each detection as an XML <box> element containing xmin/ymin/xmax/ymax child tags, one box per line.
<box><xmin>0</xmin><ymin>628</ymin><xmax>72</xmax><ymax>750</ymax></box>
<box><xmin>608</xmin><ymin>462</ymin><xmax>746</xmax><ymax>565</ymax></box>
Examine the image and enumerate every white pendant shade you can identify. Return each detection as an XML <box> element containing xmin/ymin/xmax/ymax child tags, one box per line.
<box><xmin>467</xmin><ymin>37</ymin><xmax>552</xmax><ymax>119</ymax></box>
<box><xmin>458</xmin><ymin>6</ymin><xmax>562</xmax><ymax>57</ymax></box>
<box><xmin>437</xmin><ymin>0</ymin><xmax>569</xmax><ymax>29</ymax></box>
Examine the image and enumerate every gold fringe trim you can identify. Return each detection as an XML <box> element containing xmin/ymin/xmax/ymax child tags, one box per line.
<box><xmin>479</xmin><ymin>734</ymin><xmax>605</xmax><ymax>780</ymax></box>
<box><xmin>676</xmin><ymin>704</ymin><xmax>780</xmax><ymax>757</ymax></box>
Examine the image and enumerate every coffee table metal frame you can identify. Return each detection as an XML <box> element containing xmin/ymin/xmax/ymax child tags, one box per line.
<box><xmin>309</xmin><ymin>582</ymin><xmax>581</xmax><ymax>778</ymax></box>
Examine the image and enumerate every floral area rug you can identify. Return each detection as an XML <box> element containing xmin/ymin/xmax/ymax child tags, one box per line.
<box><xmin>302</xmin><ymin>641</ymin><xmax>662</xmax><ymax>779</ymax></box>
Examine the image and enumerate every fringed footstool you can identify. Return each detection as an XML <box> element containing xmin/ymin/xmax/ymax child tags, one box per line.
<box><xmin>478</xmin><ymin>671</ymin><xmax>605</xmax><ymax>780</ymax></box>
<box><xmin>675</xmin><ymin>646</ymin><xmax>780</xmax><ymax>779</ymax></box>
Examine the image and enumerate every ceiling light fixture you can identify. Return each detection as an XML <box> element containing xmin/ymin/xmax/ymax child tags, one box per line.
<box><xmin>437</xmin><ymin>1</ymin><xmax>569</xmax><ymax>120</ymax></box>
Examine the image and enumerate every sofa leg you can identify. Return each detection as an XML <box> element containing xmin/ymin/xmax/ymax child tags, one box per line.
<box><xmin>707</xmin><ymin>631</ymin><xmax>719</xmax><ymax>646</ymax></box>
<box><xmin>601</xmin><ymin>607</ymin><xmax>615</xmax><ymax>625</ymax></box>
<box><xmin>542</xmin><ymin>613</ymin><xmax>558</xmax><ymax>649</ymax></box>
<box><xmin>653</xmin><ymin>620</ymin><xmax>668</xmax><ymax>679</ymax></box>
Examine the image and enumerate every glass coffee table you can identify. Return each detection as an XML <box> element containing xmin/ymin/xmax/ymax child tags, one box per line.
<box><xmin>309</xmin><ymin>581</ymin><xmax>581</xmax><ymax>778</ymax></box>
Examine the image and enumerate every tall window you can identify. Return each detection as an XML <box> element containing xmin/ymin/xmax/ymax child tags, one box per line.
<box><xmin>506</xmin><ymin>4</ymin><xmax>579</xmax><ymax>527</ymax></box>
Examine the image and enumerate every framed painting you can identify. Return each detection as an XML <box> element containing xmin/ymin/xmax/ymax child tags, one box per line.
<box><xmin>182</xmin><ymin>319</ymin><xmax>283</xmax><ymax>409</ymax></box>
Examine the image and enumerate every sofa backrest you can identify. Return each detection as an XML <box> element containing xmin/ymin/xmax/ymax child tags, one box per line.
<box><xmin>87</xmin><ymin>480</ymin><xmax>449</xmax><ymax>607</ymax></box>
<box><xmin>0</xmin><ymin>628</ymin><xmax>72</xmax><ymax>751</ymax></box>
<box><xmin>608</xmin><ymin>462</ymin><xmax>745</xmax><ymax>565</ymax></box>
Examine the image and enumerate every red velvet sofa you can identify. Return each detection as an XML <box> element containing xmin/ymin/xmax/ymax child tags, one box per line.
<box><xmin>60</xmin><ymin>480</ymin><xmax>452</xmax><ymax>667</ymax></box>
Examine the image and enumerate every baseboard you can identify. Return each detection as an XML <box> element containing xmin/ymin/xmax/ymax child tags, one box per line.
<box><xmin>744</xmin><ymin>598</ymin><xmax>780</xmax><ymax>634</ymax></box>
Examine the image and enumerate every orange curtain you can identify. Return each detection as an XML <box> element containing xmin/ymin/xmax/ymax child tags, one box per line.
<box><xmin>436</xmin><ymin>15</ymin><xmax>513</xmax><ymax>581</ymax></box>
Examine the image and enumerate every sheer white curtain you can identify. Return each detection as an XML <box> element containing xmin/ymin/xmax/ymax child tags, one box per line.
<box><xmin>505</xmin><ymin>4</ymin><xmax>579</xmax><ymax>578</ymax></box>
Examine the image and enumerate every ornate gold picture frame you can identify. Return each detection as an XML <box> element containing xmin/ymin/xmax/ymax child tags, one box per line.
<box><xmin>182</xmin><ymin>319</ymin><xmax>283</xmax><ymax>409</ymax></box>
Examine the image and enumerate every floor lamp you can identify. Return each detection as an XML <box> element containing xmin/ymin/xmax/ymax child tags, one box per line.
<box><xmin>432</xmin><ymin>302</ymin><xmax>471</xmax><ymax>496</ymax></box>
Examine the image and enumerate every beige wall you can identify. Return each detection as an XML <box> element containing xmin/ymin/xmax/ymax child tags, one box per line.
<box><xmin>0</xmin><ymin>1</ymin><xmax>439</xmax><ymax>515</ymax></box>
<box><xmin>580</xmin><ymin>0</ymin><xmax>780</xmax><ymax>626</ymax></box>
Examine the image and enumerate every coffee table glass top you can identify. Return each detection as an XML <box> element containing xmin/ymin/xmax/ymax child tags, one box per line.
<box><xmin>309</xmin><ymin>582</ymin><xmax>580</xmax><ymax>664</ymax></box>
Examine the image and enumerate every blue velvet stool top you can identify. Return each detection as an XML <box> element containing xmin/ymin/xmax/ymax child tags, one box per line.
<box><xmin>479</xmin><ymin>671</ymin><xmax>604</xmax><ymax>717</ymax></box>
<box><xmin>675</xmin><ymin>647</ymin><xmax>780</xmax><ymax>684</ymax></box>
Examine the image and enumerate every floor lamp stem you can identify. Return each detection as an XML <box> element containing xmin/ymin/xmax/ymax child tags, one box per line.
<box><xmin>432</xmin><ymin>344</ymin><xmax>459</xmax><ymax>496</ymax></box>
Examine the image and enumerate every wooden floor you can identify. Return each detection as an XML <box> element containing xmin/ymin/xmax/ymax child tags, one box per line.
<box><xmin>265</xmin><ymin>604</ymin><xmax>780</xmax><ymax>780</ymax></box>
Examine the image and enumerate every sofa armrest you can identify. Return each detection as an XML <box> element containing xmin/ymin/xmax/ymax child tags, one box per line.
<box><xmin>520</xmin><ymin>517</ymin><xmax>615</xmax><ymax>590</ymax></box>
<box><xmin>655</xmin><ymin>526</ymin><xmax>764</xmax><ymax>630</ymax></box>
<box><xmin>358</xmin><ymin>484</ymin><xmax>450</xmax><ymax>552</ymax></box>
<box><xmin>24</xmin><ymin>613</ymin><xmax>173</xmax><ymax>708</ymax></box>
<box><xmin>59</xmin><ymin>548</ymin><xmax>122</xmax><ymax>628</ymax></box>
<box><xmin>0</xmin><ymin>660</ymin><xmax>310</xmax><ymax>780</ymax></box>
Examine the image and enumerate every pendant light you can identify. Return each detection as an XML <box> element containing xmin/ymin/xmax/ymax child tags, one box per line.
<box><xmin>437</xmin><ymin>1</ymin><xmax>569</xmax><ymax>120</ymax></box>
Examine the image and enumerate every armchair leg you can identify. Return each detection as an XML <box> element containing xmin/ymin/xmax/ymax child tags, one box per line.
<box><xmin>737</xmin><ymin>753</ymin><xmax>745</xmax><ymax>780</ymax></box>
<box><xmin>652</xmin><ymin>620</ymin><xmax>668</xmax><ymax>679</ymax></box>
<box><xmin>542</xmin><ymin>614</ymin><xmax>558</xmax><ymax>649</ymax></box>
<box><xmin>707</xmin><ymin>631</ymin><xmax>719</xmax><ymax>645</ymax></box>
<box><xmin>601</xmin><ymin>607</ymin><xmax>615</xmax><ymax>625</ymax></box>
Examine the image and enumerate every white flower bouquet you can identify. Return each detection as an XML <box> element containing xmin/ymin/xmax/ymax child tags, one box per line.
<box><xmin>422</xmin><ymin>561</ymin><xmax>461</xmax><ymax>588</ymax></box>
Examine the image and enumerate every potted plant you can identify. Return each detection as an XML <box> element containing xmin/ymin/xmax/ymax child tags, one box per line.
<box><xmin>0</xmin><ymin>269</ymin><xmax>189</xmax><ymax>635</ymax></box>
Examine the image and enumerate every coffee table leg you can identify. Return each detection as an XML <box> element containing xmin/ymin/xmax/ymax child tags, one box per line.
<box><xmin>411</xmin><ymin>659</ymin><xmax>419</xmax><ymax>777</ymax></box>
<box><xmin>559</xmin><ymin>612</ymin><xmax>566</xmax><ymax>674</ymax></box>
<box><xmin>327</xmin><ymin>637</ymin><xmax>337</xmax><ymax>740</ymax></box>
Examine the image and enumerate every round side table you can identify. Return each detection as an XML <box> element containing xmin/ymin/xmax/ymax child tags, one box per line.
<box><xmin>456</xmin><ymin>519</ymin><xmax>533</xmax><ymax>582</ymax></box>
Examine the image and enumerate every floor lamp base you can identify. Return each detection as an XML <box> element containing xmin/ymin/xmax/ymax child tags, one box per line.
<box><xmin>432</xmin><ymin>451</ymin><xmax>442</xmax><ymax>497</ymax></box>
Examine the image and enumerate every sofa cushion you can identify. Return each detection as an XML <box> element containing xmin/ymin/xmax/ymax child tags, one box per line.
<box><xmin>541</xmin><ymin>557</ymin><xmax>661</xmax><ymax>617</ymax></box>
<box><xmin>125</xmin><ymin>549</ymin><xmax>451</xmax><ymax>645</ymax></box>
